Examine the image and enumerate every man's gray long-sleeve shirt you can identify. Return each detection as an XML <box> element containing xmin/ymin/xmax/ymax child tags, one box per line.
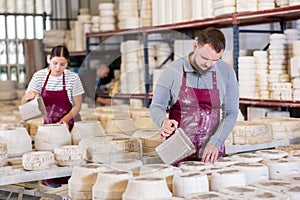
<box><xmin>149</xmin><ymin>55</ymin><xmax>239</xmax><ymax>148</ymax></box>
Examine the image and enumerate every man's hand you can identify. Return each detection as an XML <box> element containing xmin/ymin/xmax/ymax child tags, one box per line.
<box><xmin>201</xmin><ymin>144</ymin><xmax>219</xmax><ymax>163</ymax></box>
<box><xmin>160</xmin><ymin>119</ymin><xmax>178</xmax><ymax>139</ymax></box>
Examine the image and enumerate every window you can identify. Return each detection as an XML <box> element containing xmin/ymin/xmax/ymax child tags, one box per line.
<box><xmin>0</xmin><ymin>0</ymin><xmax>52</xmax><ymax>85</ymax></box>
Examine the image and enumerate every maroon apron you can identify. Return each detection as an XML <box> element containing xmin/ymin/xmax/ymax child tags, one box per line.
<box><xmin>169</xmin><ymin>70</ymin><xmax>225</xmax><ymax>166</ymax></box>
<box><xmin>41</xmin><ymin>71</ymin><xmax>81</xmax><ymax>131</ymax></box>
<box><xmin>41</xmin><ymin>70</ymin><xmax>81</xmax><ymax>186</ymax></box>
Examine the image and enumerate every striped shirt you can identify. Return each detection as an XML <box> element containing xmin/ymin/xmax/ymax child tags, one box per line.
<box><xmin>27</xmin><ymin>68</ymin><xmax>84</xmax><ymax>105</ymax></box>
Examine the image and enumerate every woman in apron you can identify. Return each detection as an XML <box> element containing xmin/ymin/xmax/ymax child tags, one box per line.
<box><xmin>22</xmin><ymin>45</ymin><xmax>84</xmax><ymax>186</ymax></box>
<box><xmin>150</xmin><ymin>27</ymin><xmax>239</xmax><ymax>166</ymax></box>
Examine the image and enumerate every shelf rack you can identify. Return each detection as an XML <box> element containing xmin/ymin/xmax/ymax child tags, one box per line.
<box><xmin>232</xmin><ymin>5</ymin><xmax>300</xmax><ymax>79</ymax></box>
<box><xmin>98</xmin><ymin>92</ymin><xmax>153</xmax><ymax>101</ymax></box>
<box><xmin>86</xmin><ymin>5</ymin><xmax>300</xmax><ymax>35</ymax></box>
<box><xmin>0</xmin><ymin>165</ymin><xmax>72</xmax><ymax>186</ymax></box>
<box><xmin>240</xmin><ymin>98</ymin><xmax>300</xmax><ymax>108</ymax></box>
<box><xmin>85</xmin><ymin>5</ymin><xmax>300</xmax><ymax>107</ymax></box>
<box><xmin>226</xmin><ymin>138</ymin><xmax>300</xmax><ymax>154</ymax></box>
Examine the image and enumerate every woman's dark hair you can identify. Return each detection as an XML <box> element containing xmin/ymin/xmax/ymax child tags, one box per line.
<box><xmin>50</xmin><ymin>45</ymin><xmax>70</xmax><ymax>62</ymax></box>
<box><xmin>197</xmin><ymin>27</ymin><xmax>226</xmax><ymax>53</ymax></box>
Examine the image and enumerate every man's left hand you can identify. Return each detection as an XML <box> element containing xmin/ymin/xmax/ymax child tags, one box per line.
<box><xmin>201</xmin><ymin>144</ymin><xmax>219</xmax><ymax>163</ymax></box>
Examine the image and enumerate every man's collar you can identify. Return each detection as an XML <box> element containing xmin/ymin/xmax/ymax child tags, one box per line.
<box><xmin>183</xmin><ymin>53</ymin><xmax>215</xmax><ymax>75</ymax></box>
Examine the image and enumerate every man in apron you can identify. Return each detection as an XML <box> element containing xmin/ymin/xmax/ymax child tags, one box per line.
<box><xmin>150</xmin><ymin>27</ymin><xmax>239</xmax><ymax>165</ymax></box>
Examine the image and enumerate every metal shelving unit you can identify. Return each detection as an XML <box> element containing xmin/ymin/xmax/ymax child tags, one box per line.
<box><xmin>226</xmin><ymin>138</ymin><xmax>300</xmax><ymax>154</ymax></box>
<box><xmin>86</xmin><ymin>30</ymin><xmax>175</xmax><ymax>106</ymax></box>
<box><xmin>239</xmin><ymin>98</ymin><xmax>300</xmax><ymax>108</ymax></box>
<box><xmin>232</xmin><ymin>5</ymin><xmax>300</xmax><ymax>80</ymax></box>
<box><xmin>85</xmin><ymin>5</ymin><xmax>300</xmax><ymax>108</ymax></box>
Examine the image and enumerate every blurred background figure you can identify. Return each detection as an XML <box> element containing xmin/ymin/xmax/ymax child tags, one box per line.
<box><xmin>79</xmin><ymin>62</ymin><xmax>114</xmax><ymax>106</ymax></box>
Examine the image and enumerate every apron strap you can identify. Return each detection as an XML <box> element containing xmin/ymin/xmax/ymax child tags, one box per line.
<box><xmin>62</xmin><ymin>72</ymin><xmax>66</xmax><ymax>90</ymax></box>
<box><xmin>42</xmin><ymin>70</ymin><xmax>51</xmax><ymax>90</ymax></box>
<box><xmin>182</xmin><ymin>70</ymin><xmax>187</xmax><ymax>86</ymax></box>
<box><xmin>212</xmin><ymin>71</ymin><xmax>217</xmax><ymax>89</ymax></box>
<box><xmin>42</xmin><ymin>70</ymin><xmax>66</xmax><ymax>91</ymax></box>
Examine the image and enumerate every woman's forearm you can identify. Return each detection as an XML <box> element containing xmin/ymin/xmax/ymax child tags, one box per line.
<box><xmin>61</xmin><ymin>95</ymin><xmax>82</xmax><ymax>122</ymax></box>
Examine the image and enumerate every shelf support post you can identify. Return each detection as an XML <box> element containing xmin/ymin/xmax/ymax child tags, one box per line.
<box><xmin>279</xmin><ymin>17</ymin><xmax>286</xmax><ymax>32</ymax></box>
<box><xmin>232</xmin><ymin>14</ymin><xmax>239</xmax><ymax>81</ymax></box>
<box><xmin>143</xmin><ymin>30</ymin><xmax>150</xmax><ymax>107</ymax></box>
<box><xmin>85</xmin><ymin>34</ymin><xmax>91</xmax><ymax>70</ymax></box>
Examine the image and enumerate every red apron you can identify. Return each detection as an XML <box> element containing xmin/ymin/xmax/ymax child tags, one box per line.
<box><xmin>169</xmin><ymin>70</ymin><xmax>225</xmax><ymax>166</ymax></box>
<box><xmin>41</xmin><ymin>71</ymin><xmax>81</xmax><ymax>131</ymax></box>
<box><xmin>41</xmin><ymin>71</ymin><xmax>81</xmax><ymax>186</ymax></box>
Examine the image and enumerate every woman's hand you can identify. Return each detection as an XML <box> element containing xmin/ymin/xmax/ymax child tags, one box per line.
<box><xmin>21</xmin><ymin>91</ymin><xmax>38</xmax><ymax>104</ymax></box>
<box><xmin>57</xmin><ymin>95</ymin><xmax>82</xmax><ymax>132</ymax></box>
<box><xmin>201</xmin><ymin>144</ymin><xmax>219</xmax><ymax>163</ymax></box>
<box><xmin>160</xmin><ymin>119</ymin><xmax>178</xmax><ymax>139</ymax></box>
<box><xmin>57</xmin><ymin>119</ymin><xmax>69</xmax><ymax>130</ymax></box>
